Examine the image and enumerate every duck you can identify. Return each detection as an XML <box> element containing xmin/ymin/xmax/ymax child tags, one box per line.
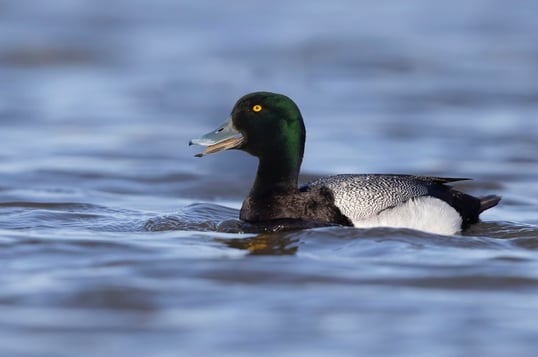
<box><xmin>189</xmin><ymin>91</ymin><xmax>500</xmax><ymax>235</ymax></box>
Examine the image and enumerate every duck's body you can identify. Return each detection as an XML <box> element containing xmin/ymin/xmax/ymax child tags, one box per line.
<box><xmin>304</xmin><ymin>174</ymin><xmax>498</xmax><ymax>235</ymax></box>
<box><xmin>190</xmin><ymin>92</ymin><xmax>500</xmax><ymax>235</ymax></box>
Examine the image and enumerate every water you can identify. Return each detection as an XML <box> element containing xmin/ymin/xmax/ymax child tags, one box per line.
<box><xmin>1</xmin><ymin>0</ymin><xmax>538</xmax><ymax>356</ymax></box>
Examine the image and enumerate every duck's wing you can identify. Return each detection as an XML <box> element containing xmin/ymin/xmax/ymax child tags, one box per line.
<box><xmin>301</xmin><ymin>174</ymin><xmax>487</xmax><ymax>227</ymax></box>
<box><xmin>409</xmin><ymin>175</ymin><xmax>471</xmax><ymax>184</ymax></box>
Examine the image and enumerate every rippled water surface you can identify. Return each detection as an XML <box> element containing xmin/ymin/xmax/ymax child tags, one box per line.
<box><xmin>1</xmin><ymin>1</ymin><xmax>538</xmax><ymax>356</ymax></box>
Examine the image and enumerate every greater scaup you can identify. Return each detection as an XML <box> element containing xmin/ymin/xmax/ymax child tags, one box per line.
<box><xmin>190</xmin><ymin>91</ymin><xmax>500</xmax><ymax>235</ymax></box>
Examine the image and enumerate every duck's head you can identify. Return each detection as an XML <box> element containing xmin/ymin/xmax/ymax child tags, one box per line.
<box><xmin>190</xmin><ymin>92</ymin><xmax>306</xmax><ymax>160</ymax></box>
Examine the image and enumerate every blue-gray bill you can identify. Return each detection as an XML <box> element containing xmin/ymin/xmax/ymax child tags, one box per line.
<box><xmin>189</xmin><ymin>116</ymin><xmax>244</xmax><ymax>157</ymax></box>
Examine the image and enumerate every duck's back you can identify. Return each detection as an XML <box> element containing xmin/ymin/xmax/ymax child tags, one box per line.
<box><xmin>301</xmin><ymin>174</ymin><xmax>500</xmax><ymax>235</ymax></box>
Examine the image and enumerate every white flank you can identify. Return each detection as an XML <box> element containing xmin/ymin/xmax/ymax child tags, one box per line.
<box><xmin>349</xmin><ymin>196</ymin><xmax>462</xmax><ymax>235</ymax></box>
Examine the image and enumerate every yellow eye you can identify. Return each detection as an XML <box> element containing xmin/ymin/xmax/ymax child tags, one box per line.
<box><xmin>252</xmin><ymin>104</ymin><xmax>262</xmax><ymax>112</ymax></box>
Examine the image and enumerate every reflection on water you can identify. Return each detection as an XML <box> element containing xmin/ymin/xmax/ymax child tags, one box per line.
<box><xmin>215</xmin><ymin>233</ymin><xmax>300</xmax><ymax>255</ymax></box>
<box><xmin>1</xmin><ymin>0</ymin><xmax>538</xmax><ymax>356</ymax></box>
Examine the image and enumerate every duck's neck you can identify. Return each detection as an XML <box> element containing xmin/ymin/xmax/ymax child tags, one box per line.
<box><xmin>248</xmin><ymin>108</ymin><xmax>306</xmax><ymax>198</ymax></box>
<box><xmin>250</xmin><ymin>146</ymin><xmax>303</xmax><ymax>197</ymax></box>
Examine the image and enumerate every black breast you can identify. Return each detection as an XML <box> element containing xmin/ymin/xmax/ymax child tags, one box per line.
<box><xmin>240</xmin><ymin>186</ymin><xmax>352</xmax><ymax>227</ymax></box>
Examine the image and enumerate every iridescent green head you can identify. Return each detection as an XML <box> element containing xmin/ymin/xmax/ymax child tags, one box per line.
<box><xmin>190</xmin><ymin>92</ymin><xmax>306</xmax><ymax>165</ymax></box>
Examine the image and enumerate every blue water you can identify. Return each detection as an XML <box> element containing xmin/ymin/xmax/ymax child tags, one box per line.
<box><xmin>1</xmin><ymin>1</ymin><xmax>538</xmax><ymax>356</ymax></box>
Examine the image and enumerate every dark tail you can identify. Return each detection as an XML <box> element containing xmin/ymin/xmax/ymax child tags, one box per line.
<box><xmin>478</xmin><ymin>195</ymin><xmax>501</xmax><ymax>214</ymax></box>
<box><xmin>436</xmin><ymin>189</ymin><xmax>501</xmax><ymax>229</ymax></box>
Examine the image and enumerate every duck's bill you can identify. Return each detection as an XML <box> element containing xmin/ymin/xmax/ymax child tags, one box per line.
<box><xmin>189</xmin><ymin>117</ymin><xmax>244</xmax><ymax>157</ymax></box>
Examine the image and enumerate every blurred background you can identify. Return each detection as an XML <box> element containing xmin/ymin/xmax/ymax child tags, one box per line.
<box><xmin>2</xmin><ymin>0</ymin><xmax>537</xmax><ymax>194</ymax></box>
<box><xmin>1</xmin><ymin>1</ymin><xmax>538</xmax><ymax>356</ymax></box>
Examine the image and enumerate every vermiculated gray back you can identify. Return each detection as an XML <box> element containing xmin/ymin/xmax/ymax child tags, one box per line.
<box><xmin>302</xmin><ymin>174</ymin><xmax>451</xmax><ymax>221</ymax></box>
